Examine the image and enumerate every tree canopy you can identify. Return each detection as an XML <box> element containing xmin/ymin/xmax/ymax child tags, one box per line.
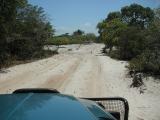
<box><xmin>121</xmin><ymin>3</ymin><xmax>154</xmax><ymax>28</ymax></box>
<box><xmin>105</xmin><ymin>11</ymin><xmax>121</xmax><ymax>21</ymax></box>
<box><xmin>97</xmin><ymin>4</ymin><xmax>160</xmax><ymax>75</ymax></box>
<box><xmin>0</xmin><ymin>0</ymin><xmax>55</xmax><ymax>68</ymax></box>
<box><xmin>73</xmin><ymin>29</ymin><xmax>84</xmax><ymax>36</ymax></box>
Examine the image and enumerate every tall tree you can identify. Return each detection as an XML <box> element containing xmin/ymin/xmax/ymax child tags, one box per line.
<box><xmin>9</xmin><ymin>4</ymin><xmax>54</xmax><ymax>59</ymax></box>
<box><xmin>0</xmin><ymin>0</ymin><xmax>27</xmax><ymax>66</ymax></box>
<box><xmin>105</xmin><ymin>11</ymin><xmax>121</xmax><ymax>21</ymax></box>
<box><xmin>73</xmin><ymin>29</ymin><xmax>84</xmax><ymax>36</ymax></box>
<box><xmin>121</xmin><ymin>3</ymin><xmax>154</xmax><ymax>28</ymax></box>
<box><xmin>97</xmin><ymin>19</ymin><xmax>127</xmax><ymax>52</ymax></box>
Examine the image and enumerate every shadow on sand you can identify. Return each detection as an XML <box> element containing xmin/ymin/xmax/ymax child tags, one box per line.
<box><xmin>0</xmin><ymin>69</ymin><xmax>10</xmax><ymax>74</ymax></box>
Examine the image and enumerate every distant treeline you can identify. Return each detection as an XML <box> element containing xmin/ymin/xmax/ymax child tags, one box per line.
<box><xmin>97</xmin><ymin>4</ymin><xmax>160</xmax><ymax>75</ymax></box>
<box><xmin>46</xmin><ymin>30</ymin><xmax>98</xmax><ymax>45</ymax></box>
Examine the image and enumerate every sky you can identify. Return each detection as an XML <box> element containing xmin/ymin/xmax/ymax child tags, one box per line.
<box><xmin>28</xmin><ymin>0</ymin><xmax>160</xmax><ymax>35</ymax></box>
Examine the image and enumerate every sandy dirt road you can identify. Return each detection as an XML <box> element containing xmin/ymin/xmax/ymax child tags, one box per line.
<box><xmin>0</xmin><ymin>44</ymin><xmax>160</xmax><ymax>120</ymax></box>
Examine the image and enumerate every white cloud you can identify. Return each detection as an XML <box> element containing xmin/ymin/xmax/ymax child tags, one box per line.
<box><xmin>84</xmin><ymin>22</ymin><xmax>92</xmax><ymax>27</ymax></box>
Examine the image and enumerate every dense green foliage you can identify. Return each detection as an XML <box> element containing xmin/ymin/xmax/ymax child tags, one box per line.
<box><xmin>121</xmin><ymin>4</ymin><xmax>154</xmax><ymax>28</ymax></box>
<box><xmin>97</xmin><ymin>4</ymin><xmax>160</xmax><ymax>75</ymax></box>
<box><xmin>129</xmin><ymin>9</ymin><xmax>160</xmax><ymax>74</ymax></box>
<box><xmin>97</xmin><ymin>18</ymin><xmax>127</xmax><ymax>52</ymax></box>
<box><xmin>0</xmin><ymin>0</ymin><xmax>55</xmax><ymax>68</ymax></box>
<box><xmin>105</xmin><ymin>12</ymin><xmax>121</xmax><ymax>21</ymax></box>
<box><xmin>73</xmin><ymin>29</ymin><xmax>84</xmax><ymax>36</ymax></box>
<box><xmin>47</xmin><ymin>30</ymin><xmax>97</xmax><ymax>45</ymax></box>
<box><xmin>118</xmin><ymin>27</ymin><xmax>146</xmax><ymax>60</ymax></box>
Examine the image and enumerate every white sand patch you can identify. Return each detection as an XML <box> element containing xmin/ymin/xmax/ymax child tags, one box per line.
<box><xmin>0</xmin><ymin>43</ymin><xmax>160</xmax><ymax>120</ymax></box>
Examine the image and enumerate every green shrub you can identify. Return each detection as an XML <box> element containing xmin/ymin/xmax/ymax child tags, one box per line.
<box><xmin>128</xmin><ymin>49</ymin><xmax>160</xmax><ymax>74</ymax></box>
<box><xmin>47</xmin><ymin>36</ymin><xmax>70</xmax><ymax>45</ymax></box>
<box><xmin>118</xmin><ymin>27</ymin><xmax>146</xmax><ymax>60</ymax></box>
<box><xmin>109</xmin><ymin>50</ymin><xmax>121</xmax><ymax>59</ymax></box>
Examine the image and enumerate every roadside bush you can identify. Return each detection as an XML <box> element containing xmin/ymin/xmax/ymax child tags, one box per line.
<box><xmin>9</xmin><ymin>39</ymin><xmax>34</xmax><ymax>60</ymax></box>
<box><xmin>109</xmin><ymin>50</ymin><xmax>121</xmax><ymax>59</ymax></box>
<box><xmin>32</xmin><ymin>50</ymin><xmax>58</xmax><ymax>59</ymax></box>
<box><xmin>97</xmin><ymin>4</ymin><xmax>160</xmax><ymax>76</ymax></box>
<box><xmin>0</xmin><ymin>1</ymin><xmax>55</xmax><ymax>69</ymax></box>
<box><xmin>118</xmin><ymin>27</ymin><xmax>146</xmax><ymax>60</ymax></box>
<box><xmin>128</xmin><ymin>49</ymin><xmax>160</xmax><ymax>75</ymax></box>
<box><xmin>47</xmin><ymin>36</ymin><xmax>69</xmax><ymax>45</ymax></box>
<box><xmin>128</xmin><ymin>9</ymin><xmax>160</xmax><ymax>75</ymax></box>
<box><xmin>47</xmin><ymin>33</ymin><xmax>97</xmax><ymax>45</ymax></box>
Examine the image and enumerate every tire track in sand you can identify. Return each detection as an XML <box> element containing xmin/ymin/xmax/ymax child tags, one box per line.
<box><xmin>0</xmin><ymin>54</ymin><xmax>78</xmax><ymax>93</ymax></box>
